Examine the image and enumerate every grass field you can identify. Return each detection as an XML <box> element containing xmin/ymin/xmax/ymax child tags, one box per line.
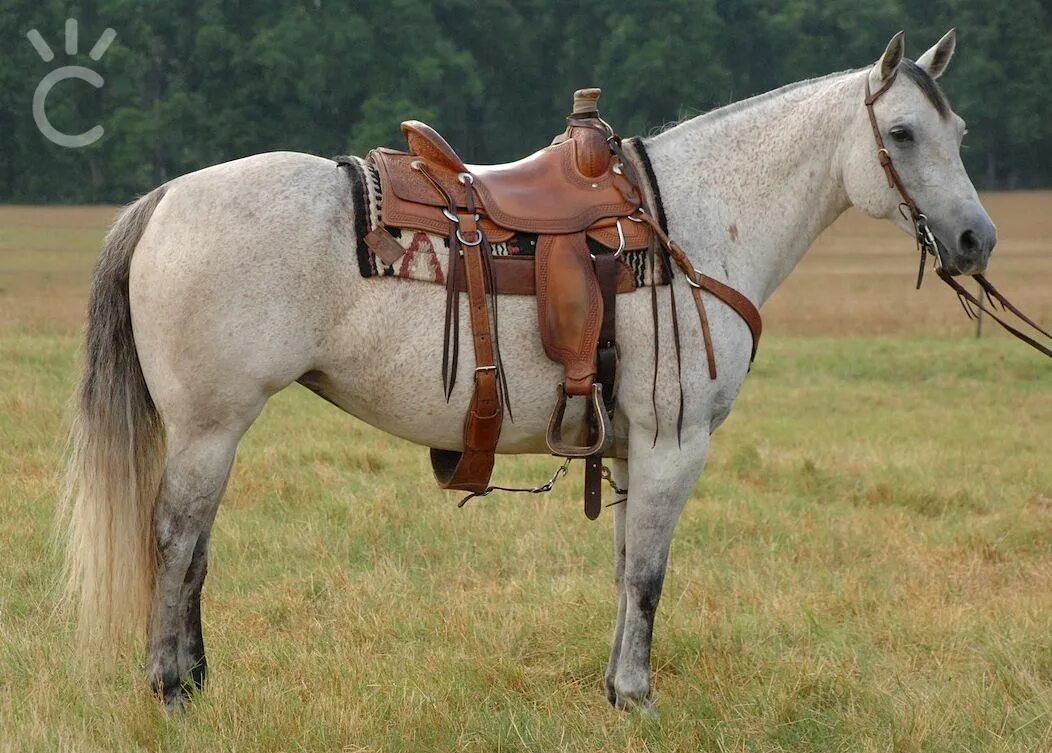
<box><xmin>1</xmin><ymin>195</ymin><xmax>1050</xmax><ymax>752</ymax></box>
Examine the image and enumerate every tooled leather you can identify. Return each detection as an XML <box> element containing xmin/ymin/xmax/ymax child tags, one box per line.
<box><xmin>372</xmin><ymin>141</ymin><xmax>639</xmax><ymax>235</ymax></box>
<box><xmin>363</xmin><ymin>226</ymin><xmax>407</xmax><ymax>266</ymax></box>
<box><xmin>470</xmin><ymin>141</ymin><xmax>637</xmax><ymax>233</ymax></box>
<box><xmin>586</xmin><ymin>219</ymin><xmax>649</xmax><ymax>250</ymax></box>
<box><xmin>452</xmin><ymin>255</ymin><xmax>636</xmax><ymax>296</ymax></box>
<box><xmin>401</xmin><ymin>120</ymin><xmax>467</xmax><ymax>173</ymax></box>
<box><xmin>571</xmin><ymin>126</ymin><xmax>612</xmax><ymax>178</ymax></box>
<box><xmin>535</xmin><ymin>234</ymin><xmax>602</xmax><ymax>396</ymax></box>
<box><xmin>370</xmin><ymin>150</ymin><xmax>514</xmax><ymax>241</ymax></box>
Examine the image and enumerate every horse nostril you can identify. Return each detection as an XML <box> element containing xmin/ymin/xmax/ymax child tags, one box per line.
<box><xmin>959</xmin><ymin>229</ymin><xmax>981</xmax><ymax>256</ymax></box>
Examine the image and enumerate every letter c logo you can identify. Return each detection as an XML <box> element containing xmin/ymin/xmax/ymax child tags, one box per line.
<box><xmin>33</xmin><ymin>65</ymin><xmax>104</xmax><ymax>148</ymax></box>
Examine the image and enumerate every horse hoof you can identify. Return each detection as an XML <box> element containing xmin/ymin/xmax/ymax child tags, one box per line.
<box><xmin>148</xmin><ymin>671</ymin><xmax>197</xmax><ymax>713</ymax></box>
<box><xmin>614</xmin><ymin>694</ymin><xmax>658</xmax><ymax>718</ymax></box>
<box><xmin>162</xmin><ymin>691</ymin><xmax>189</xmax><ymax>714</ymax></box>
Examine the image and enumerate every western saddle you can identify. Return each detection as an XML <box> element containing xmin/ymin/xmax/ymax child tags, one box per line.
<box><xmin>364</xmin><ymin>89</ymin><xmax>761</xmax><ymax>518</ymax></box>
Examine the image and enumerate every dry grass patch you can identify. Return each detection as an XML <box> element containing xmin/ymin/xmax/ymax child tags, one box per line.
<box><xmin>1</xmin><ymin>200</ymin><xmax>1050</xmax><ymax>750</ymax></box>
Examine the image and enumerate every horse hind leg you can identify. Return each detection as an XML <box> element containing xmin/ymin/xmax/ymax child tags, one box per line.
<box><xmin>179</xmin><ymin>527</ymin><xmax>212</xmax><ymax>691</ymax></box>
<box><xmin>146</xmin><ymin>418</ymin><xmax>255</xmax><ymax>710</ymax></box>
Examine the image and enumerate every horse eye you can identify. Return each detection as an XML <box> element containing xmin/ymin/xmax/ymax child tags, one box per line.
<box><xmin>890</xmin><ymin>126</ymin><xmax>914</xmax><ymax>144</ymax></box>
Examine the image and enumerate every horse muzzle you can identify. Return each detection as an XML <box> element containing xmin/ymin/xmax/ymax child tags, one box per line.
<box><xmin>938</xmin><ymin>215</ymin><xmax>997</xmax><ymax>276</ymax></box>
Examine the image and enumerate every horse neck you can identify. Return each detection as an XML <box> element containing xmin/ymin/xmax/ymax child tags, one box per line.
<box><xmin>643</xmin><ymin>70</ymin><xmax>864</xmax><ymax>305</ymax></box>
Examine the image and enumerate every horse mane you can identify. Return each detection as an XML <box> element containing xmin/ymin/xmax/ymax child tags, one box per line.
<box><xmin>651</xmin><ymin>58</ymin><xmax>949</xmax><ymax>138</ymax></box>
<box><xmin>649</xmin><ymin>69</ymin><xmax>858</xmax><ymax>136</ymax></box>
<box><xmin>898</xmin><ymin>59</ymin><xmax>950</xmax><ymax>118</ymax></box>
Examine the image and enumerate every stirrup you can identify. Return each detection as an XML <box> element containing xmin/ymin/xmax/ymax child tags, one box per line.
<box><xmin>545</xmin><ymin>383</ymin><xmax>611</xmax><ymax>458</ymax></box>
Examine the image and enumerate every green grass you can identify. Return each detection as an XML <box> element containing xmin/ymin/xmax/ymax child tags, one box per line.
<box><xmin>1</xmin><ymin>333</ymin><xmax>1050</xmax><ymax>752</ymax></box>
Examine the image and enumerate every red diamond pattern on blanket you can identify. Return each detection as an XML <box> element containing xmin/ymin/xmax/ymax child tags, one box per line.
<box><xmin>397</xmin><ymin>230</ymin><xmax>445</xmax><ymax>284</ymax></box>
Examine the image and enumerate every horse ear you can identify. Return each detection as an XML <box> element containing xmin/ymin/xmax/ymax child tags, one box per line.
<box><xmin>916</xmin><ymin>29</ymin><xmax>956</xmax><ymax>79</ymax></box>
<box><xmin>872</xmin><ymin>31</ymin><xmax>905</xmax><ymax>86</ymax></box>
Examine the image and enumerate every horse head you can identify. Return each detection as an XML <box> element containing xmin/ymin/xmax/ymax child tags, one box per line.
<box><xmin>842</xmin><ymin>30</ymin><xmax>996</xmax><ymax>276</ymax></box>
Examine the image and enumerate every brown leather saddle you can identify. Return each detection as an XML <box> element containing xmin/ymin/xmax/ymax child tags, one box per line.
<box><xmin>364</xmin><ymin>89</ymin><xmax>762</xmax><ymax>518</ymax></box>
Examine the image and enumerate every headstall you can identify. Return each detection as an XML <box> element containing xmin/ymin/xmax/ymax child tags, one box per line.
<box><xmin>864</xmin><ymin>74</ymin><xmax>1051</xmax><ymax>358</ymax></box>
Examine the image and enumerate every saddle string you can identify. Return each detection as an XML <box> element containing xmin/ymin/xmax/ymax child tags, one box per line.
<box><xmin>412</xmin><ymin>161</ymin><xmax>462</xmax><ymax>400</ymax></box>
<box><xmin>415</xmin><ymin>160</ymin><xmax>518</xmax><ymax>406</ymax></box>
<box><xmin>666</xmin><ymin>252</ymin><xmax>686</xmax><ymax>448</ymax></box>
<box><xmin>647</xmin><ymin>234</ymin><xmax>662</xmax><ymax>447</ymax></box>
<box><xmin>612</xmin><ymin>137</ymin><xmax>706</xmax><ymax>447</ymax></box>
<box><xmin>630</xmin><ymin>210</ymin><xmax>721</xmax><ymax>376</ymax></box>
<box><xmin>442</xmin><ymin>222</ymin><xmax>461</xmax><ymax>400</ymax></box>
<box><xmin>865</xmin><ymin>76</ymin><xmax>1050</xmax><ymax>358</ymax></box>
<box><xmin>480</xmin><ymin>232</ymin><xmax>513</xmax><ymax>419</ymax></box>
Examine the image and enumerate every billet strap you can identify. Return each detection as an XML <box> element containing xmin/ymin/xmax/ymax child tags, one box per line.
<box><xmin>584</xmin><ymin>252</ymin><xmax>621</xmax><ymax>520</ymax></box>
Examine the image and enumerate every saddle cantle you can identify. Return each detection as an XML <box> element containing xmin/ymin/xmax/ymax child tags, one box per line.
<box><xmin>361</xmin><ymin>88</ymin><xmax>763</xmax><ymax>518</ymax></box>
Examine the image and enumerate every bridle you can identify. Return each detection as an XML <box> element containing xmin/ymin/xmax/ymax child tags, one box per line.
<box><xmin>864</xmin><ymin>72</ymin><xmax>1051</xmax><ymax>358</ymax></box>
<box><xmin>864</xmin><ymin>73</ymin><xmax>941</xmax><ymax>290</ymax></box>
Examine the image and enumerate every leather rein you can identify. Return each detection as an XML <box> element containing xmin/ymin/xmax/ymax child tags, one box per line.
<box><xmin>864</xmin><ymin>75</ymin><xmax>1051</xmax><ymax>358</ymax></box>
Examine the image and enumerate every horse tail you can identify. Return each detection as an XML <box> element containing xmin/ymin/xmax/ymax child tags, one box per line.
<box><xmin>60</xmin><ymin>186</ymin><xmax>168</xmax><ymax>649</ymax></box>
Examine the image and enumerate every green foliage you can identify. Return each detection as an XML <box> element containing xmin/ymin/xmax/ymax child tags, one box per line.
<box><xmin>1</xmin><ymin>0</ymin><xmax>1049</xmax><ymax>202</ymax></box>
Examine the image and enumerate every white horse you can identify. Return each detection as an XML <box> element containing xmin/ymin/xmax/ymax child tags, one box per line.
<box><xmin>63</xmin><ymin>30</ymin><xmax>994</xmax><ymax>712</ymax></box>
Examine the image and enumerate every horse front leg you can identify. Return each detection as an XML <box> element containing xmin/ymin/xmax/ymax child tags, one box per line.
<box><xmin>612</xmin><ymin>430</ymin><xmax>708</xmax><ymax>714</ymax></box>
<box><xmin>604</xmin><ymin>458</ymin><xmax>628</xmax><ymax>706</ymax></box>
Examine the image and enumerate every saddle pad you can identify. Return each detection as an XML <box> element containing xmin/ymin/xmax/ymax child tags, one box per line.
<box><xmin>341</xmin><ymin>156</ymin><xmax>669</xmax><ymax>289</ymax></box>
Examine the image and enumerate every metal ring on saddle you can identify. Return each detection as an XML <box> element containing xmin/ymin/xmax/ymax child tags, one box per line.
<box><xmin>686</xmin><ymin>268</ymin><xmax>705</xmax><ymax>289</ymax></box>
<box><xmin>442</xmin><ymin>208</ymin><xmax>484</xmax><ymax>246</ymax></box>
<box><xmin>443</xmin><ymin>208</ymin><xmax>482</xmax><ymax>223</ymax></box>
<box><xmin>593</xmin><ymin>218</ymin><xmax>629</xmax><ymax>261</ymax></box>
<box><xmin>456</xmin><ymin>228</ymin><xmax>483</xmax><ymax>247</ymax></box>
<box><xmin>614</xmin><ymin>218</ymin><xmax>627</xmax><ymax>257</ymax></box>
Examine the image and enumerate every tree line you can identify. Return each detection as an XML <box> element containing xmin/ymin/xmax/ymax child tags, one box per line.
<box><xmin>1</xmin><ymin>0</ymin><xmax>1049</xmax><ymax>203</ymax></box>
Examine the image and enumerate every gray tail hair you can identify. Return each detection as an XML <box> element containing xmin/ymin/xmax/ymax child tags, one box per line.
<box><xmin>59</xmin><ymin>186</ymin><xmax>168</xmax><ymax>649</ymax></box>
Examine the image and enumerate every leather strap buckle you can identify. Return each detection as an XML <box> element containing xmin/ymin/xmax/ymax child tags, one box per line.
<box><xmin>545</xmin><ymin>383</ymin><xmax>611</xmax><ymax>458</ymax></box>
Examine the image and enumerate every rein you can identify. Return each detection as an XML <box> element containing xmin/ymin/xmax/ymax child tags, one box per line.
<box><xmin>864</xmin><ymin>75</ymin><xmax>1051</xmax><ymax>358</ymax></box>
